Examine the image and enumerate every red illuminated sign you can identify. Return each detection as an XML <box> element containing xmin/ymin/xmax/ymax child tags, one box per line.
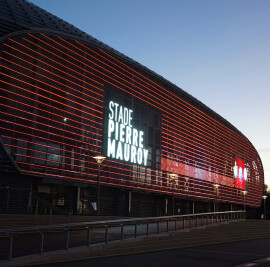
<box><xmin>233</xmin><ymin>157</ymin><xmax>247</xmax><ymax>189</ymax></box>
<box><xmin>161</xmin><ymin>157</ymin><xmax>234</xmax><ymax>187</ymax></box>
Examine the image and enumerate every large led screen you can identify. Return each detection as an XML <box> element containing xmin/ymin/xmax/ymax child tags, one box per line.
<box><xmin>233</xmin><ymin>157</ymin><xmax>248</xmax><ymax>190</ymax></box>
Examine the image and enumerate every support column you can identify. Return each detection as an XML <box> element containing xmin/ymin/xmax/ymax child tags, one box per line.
<box><xmin>71</xmin><ymin>186</ymin><xmax>80</xmax><ymax>215</ymax></box>
<box><xmin>6</xmin><ymin>186</ymin><xmax>10</xmax><ymax>213</ymax></box>
<box><xmin>165</xmin><ymin>198</ymin><xmax>168</xmax><ymax>215</ymax></box>
<box><xmin>28</xmin><ymin>185</ymin><xmax>32</xmax><ymax>213</ymax></box>
<box><xmin>128</xmin><ymin>191</ymin><xmax>132</xmax><ymax>215</ymax></box>
<box><xmin>76</xmin><ymin>187</ymin><xmax>80</xmax><ymax>214</ymax></box>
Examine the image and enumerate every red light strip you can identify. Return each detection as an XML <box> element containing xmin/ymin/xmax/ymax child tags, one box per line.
<box><xmin>0</xmin><ymin>34</ymin><xmax>262</xmax><ymax>204</ymax></box>
<box><xmin>24</xmin><ymin>35</ymin><xmax>167</xmax><ymax>113</ymax></box>
<box><xmin>162</xmin><ymin>120</ymin><xmax>228</xmax><ymax>160</ymax></box>
<box><xmin>0</xmin><ymin>129</ymin><xmax>99</xmax><ymax>155</ymax></box>
<box><xmin>162</xmin><ymin>143</ymin><xmax>226</xmax><ymax>173</ymax></box>
<box><xmin>161</xmin><ymin>144</ymin><xmax>226</xmax><ymax>175</ymax></box>
<box><xmin>162</xmin><ymin>116</ymin><xmax>257</xmax><ymax>164</ymax></box>
<box><xmin>22</xmin><ymin>158</ymin><xmax>252</xmax><ymax>203</ymax></box>
<box><xmin>7</xmin><ymin>140</ymin><xmax>250</xmax><ymax>194</ymax></box>
<box><xmin>14</xmin><ymin>154</ymin><xmax>180</xmax><ymax>192</ymax></box>
<box><xmin>163</xmin><ymin>114</ymin><xmax>254</xmax><ymax>160</ymax></box>
<box><xmin>57</xmin><ymin>36</ymin><xmax>235</xmax><ymax>149</ymax></box>
<box><xmin>77</xmin><ymin>41</ymin><xmax>166</xmax><ymax>92</ymax></box>
<box><xmin>5</xmin><ymin>38</ymin><xmax>164</xmax><ymax>117</ymax></box>
<box><xmin>0</xmin><ymin>77</ymin><xmax>102</xmax><ymax>121</ymax></box>
<box><xmin>163</xmin><ymin>116</ymin><xmax>228</xmax><ymax>152</ymax></box>
<box><xmin>7</xmin><ymin>133</ymin><xmax>242</xmax><ymax>196</ymax></box>
<box><xmin>55</xmin><ymin>36</ymin><xmax>186</xmax><ymax>115</ymax></box>
<box><xmin>12</xmin><ymin>147</ymin><xmax>261</xmax><ymax>201</ymax></box>
<box><xmin>2</xmin><ymin>133</ymin><xmax>154</xmax><ymax>183</ymax></box>
<box><xmin>22</xmin><ymin>165</ymin><xmax>256</xmax><ymax>205</ymax></box>
<box><xmin>22</xmin><ymin>35</ymin><xmax>104</xmax><ymax>89</ymax></box>
<box><xmin>97</xmin><ymin>48</ymin><xmax>257</xmax><ymax>158</ymax></box>
<box><xmin>4</xmin><ymin>40</ymin><xmax>104</xmax><ymax>96</ymax></box>
<box><xmin>76</xmin><ymin>39</ymin><xmax>243</xmax><ymax>154</ymax></box>
<box><xmin>22</xmin><ymin>169</ymin><xmax>191</xmax><ymax>198</ymax></box>
<box><xmin>161</xmin><ymin>140</ymin><xmax>229</xmax><ymax>174</ymax></box>
<box><xmin>0</xmin><ymin>118</ymin><xmax>101</xmax><ymax>148</ymax></box>
<box><xmin>16</xmin><ymin>161</ymin><xmax>174</xmax><ymax>193</ymax></box>
<box><xmin>161</xmin><ymin>130</ymin><xmax>227</xmax><ymax>165</ymax></box>
<box><xmin>0</xmin><ymin>86</ymin><xmax>102</xmax><ymax>128</ymax></box>
<box><xmin>161</xmin><ymin>149</ymin><xmax>263</xmax><ymax>192</ymax></box>
<box><xmin>98</xmin><ymin>49</ymin><xmax>243</xmax><ymax>144</ymax></box>
<box><xmin>0</xmin><ymin>109</ymin><xmax>102</xmax><ymax>144</ymax></box>
<box><xmin>10</xmin><ymin>149</ymin><xmax>260</xmax><ymax>205</ymax></box>
<box><xmin>0</xmin><ymin>54</ymin><xmax>103</xmax><ymax>105</ymax></box>
<box><xmin>161</xmin><ymin>154</ymin><xmax>260</xmax><ymax>194</ymax></box>
<box><xmin>6</xmin><ymin>141</ymin><xmax>166</xmax><ymax>184</ymax></box>
<box><xmin>0</xmin><ymin>95</ymin><xmax>102</xmax><ymax>134</ymax></box>
<box><xmin>4</xmin><ymin>138</ymin><xmax>97</xmax><ymax>159</ymax></box>
<box><xmin>0</xmin><ymin>102</ymin><xmax>102</xmax><ymax>138</ymax></box>
<box><xmin>0</xmin><ymin>66</ymin><xmax>103</xmax><ymax>117</ymax></box>
<box><xmin>14</xmin><ymin>37</ymin><xmax>262</xmax><ymax>161</ymax></box>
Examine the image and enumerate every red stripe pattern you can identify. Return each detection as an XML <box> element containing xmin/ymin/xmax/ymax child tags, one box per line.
<box><xmin>0</xmin><ymin>32</ymin><xmax>264</xmax><ymax>207</ymax></box>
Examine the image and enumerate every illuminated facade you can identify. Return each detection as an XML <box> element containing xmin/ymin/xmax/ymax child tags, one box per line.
<box><xmin>0</xmin><ymin>0</ymin><xmax>264</xmax><ymax>215</ymax></box>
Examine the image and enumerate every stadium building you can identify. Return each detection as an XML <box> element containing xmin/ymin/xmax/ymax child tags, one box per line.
<box><xmin>0</xmin><ymin>0</ymin><xmax>264</xmax><ymax>216</ymax></box>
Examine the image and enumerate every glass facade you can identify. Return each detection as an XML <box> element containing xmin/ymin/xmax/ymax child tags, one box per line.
<box><xmin>0</xmin><ymin>31</ymin><xmax>264</xmax><ymax>213</ymax></box>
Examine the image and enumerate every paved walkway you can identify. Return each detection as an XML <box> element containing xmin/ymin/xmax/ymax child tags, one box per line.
<box><xmin>0</xmin><ymin>222</ymin><xmax>174</xmax><ymax>260</ymax></box>
<box><xmin>39</xmin><ymin>238</ymin><xmax>270</xmax><ymax>267</ymax></box>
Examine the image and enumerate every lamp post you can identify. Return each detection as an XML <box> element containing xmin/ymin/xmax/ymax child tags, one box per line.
<box><xmin>213</xmin><ymin>184</ymin><xmax>220</xmax><ymax>213</ymax></box>
<box><xmin>93</xmin><ymin>155</ymin><xmax>106</xmax><ymax>216</ymax></box>
<box><xmin>242</xmin><ymin>190</ymin><xmax>247</xmax><ymax>211</ymax></box>
<box><xmin>170</xmin><ymin>174</ymin><xmax>176</xmax><ymax>216</ymax></box>
<box><xmin>262</xmin><ymin>195</ymin><xmax>267</xmax><ymax>220</ymax></box>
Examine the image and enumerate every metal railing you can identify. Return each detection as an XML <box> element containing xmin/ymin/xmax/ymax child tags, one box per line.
<box><xmin>31</xmin><ymin>193</ymin><xmax>69</xmax><ymax>216</ymax></box>
<box><xmin>0</xmin><ymin>210</ymin><xmax>245</xmax><ymax>261</ymax></box>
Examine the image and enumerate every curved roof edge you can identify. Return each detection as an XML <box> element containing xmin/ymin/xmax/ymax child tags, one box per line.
<box><xmin>0</xmin><ymin>28</ymin><xmax>254</xmax><ymax>145</ymax></box>
<box><xmin>0</xmin><ymin>0</ymin><xmax>261</xmax><ymax>158</ymax></box>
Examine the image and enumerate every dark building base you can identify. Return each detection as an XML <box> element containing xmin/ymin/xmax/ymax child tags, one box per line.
<box><xmin>0</xmin><ymin>174</ymin><xmax>32</xmax><ymax>214</ymax></box>
<box><xmin>0</xmin><ymin>174</ymin><xmax>248</xmax><ymax>217</ymax></box>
